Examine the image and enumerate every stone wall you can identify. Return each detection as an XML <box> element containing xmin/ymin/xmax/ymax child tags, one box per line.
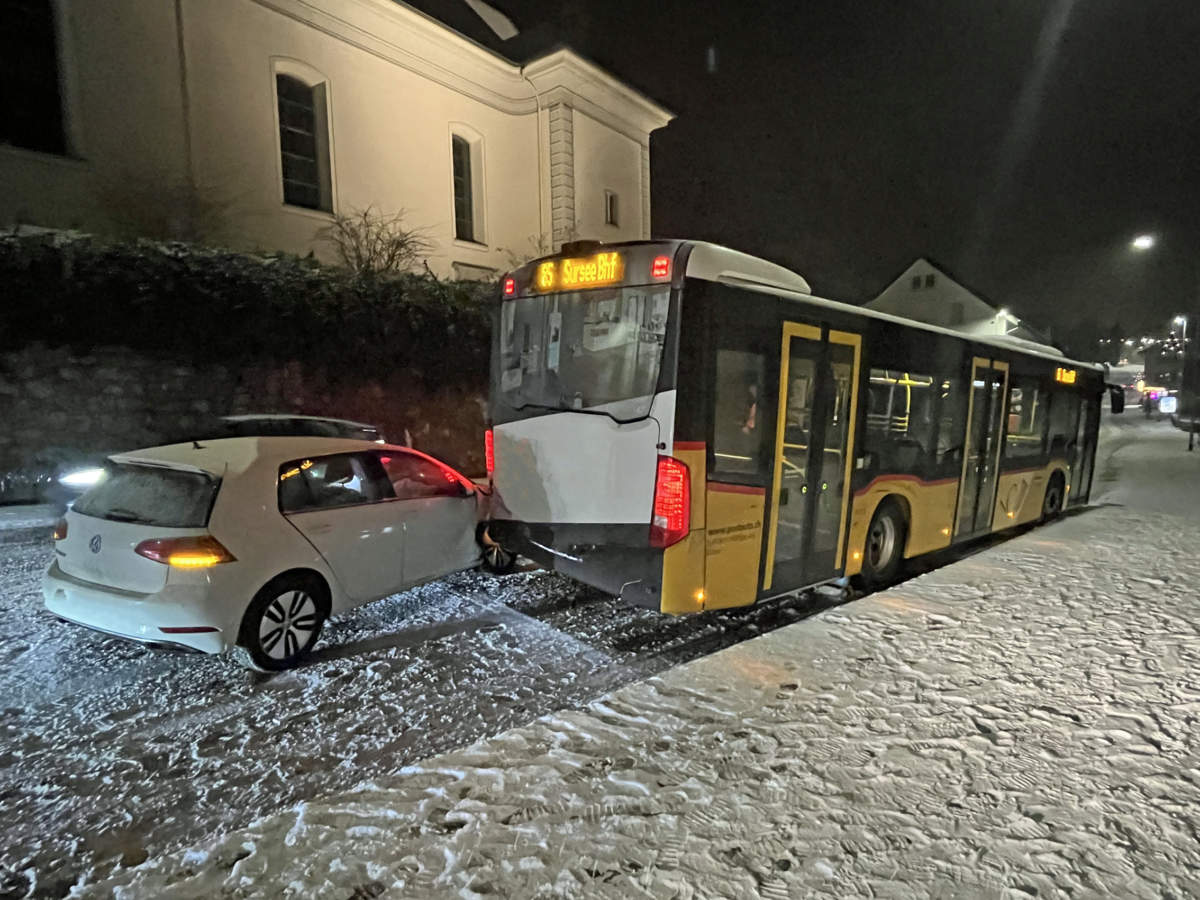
<box><xmin>0</xmin><ymin>343</ymin><xmax>486</xmax><ymax>480</ymax></box>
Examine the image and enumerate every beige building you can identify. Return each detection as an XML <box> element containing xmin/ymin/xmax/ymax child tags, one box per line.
<box><xmin>868</xmin><ymin>259</ymin><xmax>1051</xmax><ymax>345</ymax></box>
<box><xmin>0</xmin><ymin>0</ymin><xmax>673</xmax><ymax>278</ymax></box>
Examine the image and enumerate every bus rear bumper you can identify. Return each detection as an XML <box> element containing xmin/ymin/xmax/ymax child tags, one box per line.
<box><xmin>488</xmin><ymin>520</ymin><xmax>664</xmax><ymax>610</ymax></box>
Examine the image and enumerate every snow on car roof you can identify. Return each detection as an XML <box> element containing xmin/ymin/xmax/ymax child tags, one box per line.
<box><xmin>110</xmin><ymin>437</ymin><xmax>397</xmax><ymax>477</ymax></box>
<box><xmin>220</xmin><ymin>414</ymin><xmax>378</xmax><ymax>429</ymax></box>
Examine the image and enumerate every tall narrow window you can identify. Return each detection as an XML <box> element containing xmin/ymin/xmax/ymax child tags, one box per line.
<box><xmin>604</xmin><ymin>190</ymin><xmax>619</xmax><ymax>226</ymax></box>
<box><xmin>0</xmin><ymin>0</ymin><xmax>66</xmax><ymax>154</ymax></box>
<box><xmin>452</xmin><ymin>134</ymin><xmax>475</xmax><ymax>241</ymax></box>
<box><xmin>276</xmin><ymin>73</ymin><xmax>331</xmax><ymax>211</ymax></box>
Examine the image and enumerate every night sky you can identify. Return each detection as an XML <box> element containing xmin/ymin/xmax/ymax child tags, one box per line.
<box><xmin>508</xmin><ymin>0</ymin><xmax>1200</xmax><ymax>344</ymax></box>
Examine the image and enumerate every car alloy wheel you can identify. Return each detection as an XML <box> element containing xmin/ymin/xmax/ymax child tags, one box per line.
<box><xmin>259</xmin><ymin>588</ymin><xmax>320</xmax><ymax>661</ymax></box>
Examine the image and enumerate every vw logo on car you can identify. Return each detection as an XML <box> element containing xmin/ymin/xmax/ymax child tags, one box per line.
<box><xmin>89</xmin><ymin>534</ymin><xmax>102</xmax><ymax>554</ymax></box>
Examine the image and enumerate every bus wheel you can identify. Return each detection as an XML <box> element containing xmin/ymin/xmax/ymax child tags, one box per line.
<box><xmin>859</xmin><ymin>500</ymin><xmax>907</xmax><ymax>589</ymax></box>
<box><xmin>1041</xmin><ymin>473</ymin><xmax>1065</xmax><ymax>522</ymax></box>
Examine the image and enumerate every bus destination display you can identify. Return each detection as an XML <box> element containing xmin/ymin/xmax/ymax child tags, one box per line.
<box><xmin>537</xmin><ymin>252</ymin><xmax>625</xmax><ymax>292</ymax></box>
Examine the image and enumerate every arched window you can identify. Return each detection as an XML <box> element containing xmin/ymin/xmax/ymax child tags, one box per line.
<box><xmin>275</xmin><ymin>69</ymin><xmax>332</xmax><ymax>212</ymax></box>
<box><xmin>0</xmin><ymin>0</ymin><xmax>66</xmax><ymax>154</ymax></box>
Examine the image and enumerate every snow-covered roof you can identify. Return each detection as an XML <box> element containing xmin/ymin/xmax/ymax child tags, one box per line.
<box><xmin>110</xmin><ymin>437</ymin><xmax>399</xmax><ymax>477</ymax></box>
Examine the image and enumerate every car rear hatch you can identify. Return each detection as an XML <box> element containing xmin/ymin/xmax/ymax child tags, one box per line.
<box><xmin>57</xmin><ymin>460</ymin><xmax>220</xmax><ymax>594</ymax></box>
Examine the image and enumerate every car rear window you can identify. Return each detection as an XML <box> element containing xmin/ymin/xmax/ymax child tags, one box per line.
<box><xmin>72</xmin><ymin>463</ymin><xmax>219</xmax><ymax>527</ymax></box>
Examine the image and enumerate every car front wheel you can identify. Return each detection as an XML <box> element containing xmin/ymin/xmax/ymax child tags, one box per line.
<box><xmin>477</xmin><ymin>523</ymin><xmax>516</xmax><ymax>575</ymax></box>
<box><xmin>235</xmin><ymin>573</ymin><xmax>328</xmax><ymax>671</ymax></box>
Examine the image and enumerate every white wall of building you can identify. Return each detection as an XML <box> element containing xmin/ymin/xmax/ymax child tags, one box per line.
<box><xmin>868</xmin><ymin>258</ymin><xmax>1044</xmax><ymax>342</ymax></box>
<box><xmin>0</xmin><ymin>0</ymin><xmax>672</xmax><ymax>278</ymax></box>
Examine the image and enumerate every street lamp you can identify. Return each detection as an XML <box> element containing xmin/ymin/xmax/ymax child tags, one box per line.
<box><xmin>1175</xmin><ymin>315</ymin><xmax>1187</xmax><ymax>343</ymax></box>
<box><xmin>1132</xmin><ymin>234</ymin><xmax>1156</xmax><ymax>251</ymax></box>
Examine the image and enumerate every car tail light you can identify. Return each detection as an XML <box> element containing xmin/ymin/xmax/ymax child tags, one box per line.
<box><xmin>485</xmin><ymin>429</ymin><xmax>495</xmax><ymax>477</ymax></box>
<box><xmin>651</xmin><ymin>255</ymin><xmax>671</xmax><ymax>279</ymax></box>
<box><xmin>52</xmin><ymin>519</ymin><xmax>68</xmax><ymax>541</ymax></box>
<box><xmin>135</xmin><ymin>536</ymin><xmax>236</xmax><ymax>568</ymax></box>
<box><xmin>650</xmin><ymin>455</ymin><xmax>690</xmax><ymax>548</ymax></box>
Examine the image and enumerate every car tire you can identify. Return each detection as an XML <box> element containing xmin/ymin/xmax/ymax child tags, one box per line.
<box><xmin>476</xmin><ymin>523</ymin><xmax>517</xmax><ymax>575</ymax></box>
<box><xmin>1041</xmin><ymin>472</ymin><xmax>1065</xmax><ymax>523</ymax></box>
<box><xmin>857</xmin><ymin>499</ymin><xmax>907</xmax><ymax>590</ymax></box>
<box><xmin>235</xmin><ymin>573</ymin><xmax>329</xmax><ymax>671</ymax></box>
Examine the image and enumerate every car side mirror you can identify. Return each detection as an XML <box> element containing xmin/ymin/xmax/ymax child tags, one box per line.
<box><xmin>1110</xmin><ymin>387</ymin><xmax>1125</xmax><ymax>414</ymax></box>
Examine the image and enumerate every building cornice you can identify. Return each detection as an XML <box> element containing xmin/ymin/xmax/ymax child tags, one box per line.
<box><xmin>244</xmin><ymin>0</ymin><xmax>674</xmax><ymax>141</ymax></box>
<box><xmin>523</xmin><ymin>49</ymin><xmax>674</xmax><ymax>144</ymax></box>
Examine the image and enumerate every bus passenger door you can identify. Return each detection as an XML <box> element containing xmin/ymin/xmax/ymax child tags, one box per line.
<box><xmin>954</xmin><ymin>358</ymin><xmax>1009</xmax><ymax>537</ymax></box>
<box><xmin>764</xmin><ymin>324</ymin><xmax>862</xmax><ymax>592</ymax></box>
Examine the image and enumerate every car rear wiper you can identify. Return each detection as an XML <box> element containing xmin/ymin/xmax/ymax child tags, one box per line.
<box><xmin>103</xmin><ymin>508</ymin><xmax>151</xmax><ymax>524</ymax></box>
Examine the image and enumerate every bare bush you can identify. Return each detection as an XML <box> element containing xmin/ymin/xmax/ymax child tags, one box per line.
<box><xmin>318</xmin><ymin>207</ymin><xmax>433</xmax><ymax>277</ymax></box>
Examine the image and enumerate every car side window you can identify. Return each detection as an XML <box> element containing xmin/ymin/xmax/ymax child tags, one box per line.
<box><xmin>378</xmin><ymin>451</ymin><xmax>465</xmax><ymax>500</ymax></box>
<box><xmin>278</xmin><ymin>452</ymin><xmax>394</xmax><ymax>513</ymax></box>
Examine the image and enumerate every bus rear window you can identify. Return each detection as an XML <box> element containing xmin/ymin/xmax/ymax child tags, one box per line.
<box><xmin>72</xmin><ymin>464</ymin><xmax>218</xmax><ymax>528</ymax></box>
<box><xmin>495</xmin><ymin>285</ymin><xmax>671</xmax><ymax>421</ymax></box>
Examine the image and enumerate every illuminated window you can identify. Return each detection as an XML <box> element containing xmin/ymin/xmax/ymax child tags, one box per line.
<box><xmin>865</xmin><ymin>369</ymin><xmax>938</xmax><ymax>469</ymax></box>
<box><xmin>604</xmin><ymin>190</ymin><xmax>619</xmax><ymax>227</ymax></box>
<box><xmin>1005</xmin><ymin>378</ymin><xmax>1048</xmax><ymax>458</ymax></box>
<box><xmin>276</xmin><ymin>72</ymin><xmax>332</xmax><ymax>211</ymax></box>
<box><xmin>0</xmin><ymin>0</ymin><xmax>66</xmax><ymax>154</ymax></box>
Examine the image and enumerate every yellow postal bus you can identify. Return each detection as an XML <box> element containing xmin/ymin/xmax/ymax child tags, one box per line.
<box><xmin>485</xmin><ymin>240</ymin><xmax>1106</xmax><ymax>613</ymax></box>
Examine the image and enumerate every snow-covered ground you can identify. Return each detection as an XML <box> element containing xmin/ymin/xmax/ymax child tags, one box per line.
<box><xmin>40</xmin><ymin>414</ymin><xmax>1200</xmax><ymax>898</ymax></box>
<box><xmin>0</xmin><ymin>499</ymin><xmax>834</xmax><ymax>897</ymax></box>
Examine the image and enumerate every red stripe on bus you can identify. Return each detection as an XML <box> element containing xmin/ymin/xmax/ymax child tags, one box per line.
<box><xmin>1000</xmin><ymin>465</ymin><xmax>1052</xmax><ymax>475</ymax></box>
<box><xmin>854</xmin><ymin>473</ymin><xmax>959</xmax><ymax>496</ymax></box>
<box><xmin>708</xmin><ymin>482</ymin><xmax>766</xmax><ymax>495</ymax></box>
<box><xmin>673</xmin><ymin>441</ymin><xmax>706</xmax><ymax>450</ymax></box>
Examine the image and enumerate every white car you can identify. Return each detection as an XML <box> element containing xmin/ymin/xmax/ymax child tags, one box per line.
<box><xmin>43</xmin><ymin>437</ymin><xmax>509</xmax><ymax>670</ymax></box>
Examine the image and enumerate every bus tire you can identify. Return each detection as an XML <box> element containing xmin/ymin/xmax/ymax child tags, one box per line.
<box><xmin>1041</xmin><ymin>472</ymin><xmax>1065</xmax><ymax>523</ymax></box>
<box><xmin>858</xmin><ymin>499</ymin><xmax>907</xmax><ymax>590</ymax></box>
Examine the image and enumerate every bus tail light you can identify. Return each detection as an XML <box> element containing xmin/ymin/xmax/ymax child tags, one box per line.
<box><xmin>485</xmin><ymin>429</ymin><xmax>495</xmax><ymax>477</ymax></box>
<box><xmin>650</xmin><ymin>455</ymin><xmax>690</xmax><ymax>548</ymax></box>
<box><xmin>651</xmin><ymin>255</ymin><xmax>671</xmax><ymax>279</ymax></box>
<box><xmin>502</xmin><ymin>277</ymin><xmax>516</xmax><ymax>297</ymax></box>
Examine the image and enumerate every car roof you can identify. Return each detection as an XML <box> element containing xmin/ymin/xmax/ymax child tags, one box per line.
<box><xmin>220</xmin><ymin>414</ymin><xmax>378</xmax><ymax>429</ymax></box>
<box><xmin>109</xmin><ymin>437</ymin><xmax>413</xmax><ymax>477</ymax></box>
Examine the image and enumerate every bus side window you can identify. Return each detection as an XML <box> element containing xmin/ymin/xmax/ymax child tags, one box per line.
<box><xmin>712</xmin><ymin>348</ymin><xmax>766</xmax><ymax>477</ymax></box>
<box><xmin>863</xmin><ymin>369</ymin><xmax>938</xmax><ymax>472</ymax></box>
<box><xmin>935</xmin><ymin>374</ymin><xmax>968</xmax><ymax>470</ymax></box>
<box><xmin>1046</xmin><ymin>389</ymin><xmax>1080</xmax><ymax>457</ymax></box>
<box><xmin>1006</xmin><ymin>377</ymin><xmax>1049</xmax><ymax>458</ymax></box>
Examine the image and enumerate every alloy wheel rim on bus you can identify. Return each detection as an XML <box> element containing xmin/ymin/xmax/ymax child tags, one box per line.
<box><xmin>259</xmin><ymin>589</ymin><xmax>319</xmax><ymax>660</ymax></box>
<box><xmin>868</xmin><ymin>517</ymin><xmax>897</xmax><ymax>570</ymax></box>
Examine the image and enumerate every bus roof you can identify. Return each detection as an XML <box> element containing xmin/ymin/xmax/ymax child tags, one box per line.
<box><xmin>679</xmin><ymin>240</ymin><xmax>1103</xmax><ymax>374</ymax></box>
<box><xmin>508</xmin><ymin>239</ymin><xmax>1103</xmax><ymax>375</ymax></box>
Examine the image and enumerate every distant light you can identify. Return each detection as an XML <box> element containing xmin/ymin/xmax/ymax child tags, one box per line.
<box><xmin>58</xmin><ymin>468</ymin><xmax>104</xmax><ymax>488</ymax></box>
<box><xmin>1132</xmin><ymin>234</ymin><xmax>1155</xmax><ymax>251</ymax></box>
<box><xmin>1175</xmin><ymin>316</ymin><xmax>1186</xmax><ymax>325</ymax></box>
